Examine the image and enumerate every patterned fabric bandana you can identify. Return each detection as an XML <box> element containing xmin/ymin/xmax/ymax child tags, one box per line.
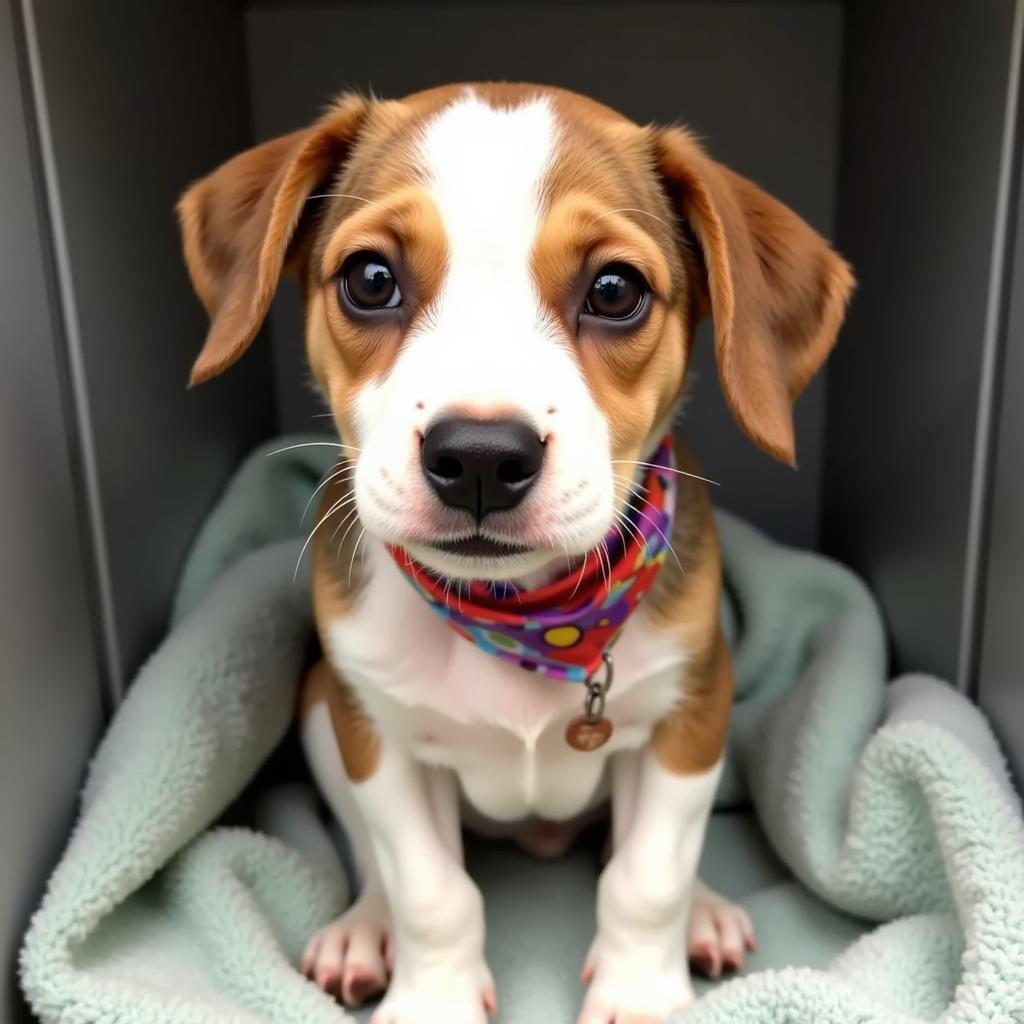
<box><xmin>390</xmin><ymin>436</ymin><xmax>677</xmax><ymax>683</ymax></box>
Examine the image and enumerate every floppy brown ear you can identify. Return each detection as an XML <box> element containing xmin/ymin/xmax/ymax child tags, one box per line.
<box><xmin>652</xmin><ymin>127</ymin><xmax>854</xmax><ymax>465</ymax></box>
<box><xmin>177</xmin><ymin>93</ymin><xmax>368</xmax><ymax>385</ymax></box>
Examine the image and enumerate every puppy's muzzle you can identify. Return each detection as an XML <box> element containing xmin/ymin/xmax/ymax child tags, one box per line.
<box><xmin>420</xmin><ymin>418</ymin><xmax>543</xmax><ymax>522</ymax></box>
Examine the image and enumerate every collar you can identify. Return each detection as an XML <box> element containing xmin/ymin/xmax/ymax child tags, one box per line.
<box><xmin>390</xmin><ymin>435</ymin><xmax>677</xmax><ymax>685</ymax></box>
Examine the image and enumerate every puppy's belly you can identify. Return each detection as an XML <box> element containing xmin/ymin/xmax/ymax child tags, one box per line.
<box><xmin>414</xmin><ymin>726</ymin><xmax>614</xmax><ymax>822</ymax></box>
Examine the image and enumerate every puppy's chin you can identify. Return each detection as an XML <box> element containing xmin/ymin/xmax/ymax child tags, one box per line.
<box><xmin>401</xmin><ymin>541</ymin><xmax>562</xmax><ymax>584</ymax></box>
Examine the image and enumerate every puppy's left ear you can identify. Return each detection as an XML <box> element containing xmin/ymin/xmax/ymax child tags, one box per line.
<box><xmin>652</xmin><ymin>127</ymin><xmax>854</xmax><ymax>465</ymax></box>
<box><xmin>177</xmin><ymin>93</ymin><xmax>369</xmax><ymax>385</ymax></box>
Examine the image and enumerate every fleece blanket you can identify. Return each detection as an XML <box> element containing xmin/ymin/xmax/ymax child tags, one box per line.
<box><xmin>20</xmin><ymin>434</ymin><xmax>1024</xmax><ymax>1024</ymax></box>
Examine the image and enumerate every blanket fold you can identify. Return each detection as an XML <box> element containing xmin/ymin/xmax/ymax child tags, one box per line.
<box><xmin>20</xmin><ymin>435</ymin><xmax>1024</xmax><ymax>1024</ymax></box>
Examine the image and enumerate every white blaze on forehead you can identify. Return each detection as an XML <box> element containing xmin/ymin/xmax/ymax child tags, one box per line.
<box><xmin>416</xmin><ymin>91</ymin><xmax>557</xmax><ymax>340</ymax></box>
<box><xmin>350</xmin><ymin>90</ymin><xmax>615</xmax><ymax>570</ymax></box>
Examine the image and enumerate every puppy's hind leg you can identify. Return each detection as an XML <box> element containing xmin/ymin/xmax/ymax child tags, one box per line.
<box><xmin>299</xmin><ymin>660</ymin><xmax>392</xmax><ymax>1006</ymax></box>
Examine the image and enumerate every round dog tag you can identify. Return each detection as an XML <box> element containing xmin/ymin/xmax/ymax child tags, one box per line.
<box><xmin>566</xmin><ymin>714</ymin><xmax>613</xmax><ymax>752</ymax></box>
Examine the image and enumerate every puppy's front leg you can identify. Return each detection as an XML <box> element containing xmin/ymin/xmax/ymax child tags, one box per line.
<box><xmin>301</xmin><ymin>661</ymin><xmax>492</xmax><ymax>1024</ymax></box>
<box><xmin>580</xmin><ymin>632</ymin><xmax>735</xmax><ymax>1024</ymax></box>
<box><xmin>353</xmin><ymin>738</ymin><xmax>494</xmax><ymax>1024</ymax></box>
<box><xmin>581</xmin><ymin>752</ymin><xmax>720</xmax><ymax>1023</ymax></box>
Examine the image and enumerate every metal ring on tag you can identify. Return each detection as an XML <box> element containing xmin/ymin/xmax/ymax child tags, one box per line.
<box><xmin>584</xmin><ymin>653</ymin><xmax>614</xmax><ymax>724</ymax></box>
<box><xmin>566</xmin><ymin>653</ymin><xmax>617</xmax><ymax>751</ymax></box>
<box><xmin>585</xmin><ymin>685</ymin><xmax>606</xmax><ymax>723</ymax></box>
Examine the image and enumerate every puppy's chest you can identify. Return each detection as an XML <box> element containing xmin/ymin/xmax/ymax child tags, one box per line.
<box><xmin>323</xmin><ymin>546</ymin><xmax>690</xmax><ymax>820</ymax></box>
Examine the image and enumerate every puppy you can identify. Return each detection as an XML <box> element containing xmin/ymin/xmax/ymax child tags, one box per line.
<box><xmin>178</xmin><ymin>83</ymin><xmax>852</xmax><ymax>1024</ymax></box>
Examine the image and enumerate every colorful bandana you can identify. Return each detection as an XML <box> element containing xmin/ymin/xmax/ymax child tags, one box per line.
<box><xmin>391</xmin><ymin>436</ymin><xmax>677</xmax><ymax>683</ymax></box>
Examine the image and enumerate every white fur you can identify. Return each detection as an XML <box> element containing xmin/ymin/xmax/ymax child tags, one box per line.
<box><xmin>306</xmin><ymin>703</ymin><xmax>492</xmax><ymax>1024</ymax></box>
<box><xmin>351</xmin><ymin>92</ymin><xmax>615</xmax><ymax>582</ymax></box>
<box><xmin>582</xmin><ymin>758</ymin><xmax>722</xmax><ymax>1020</ymax></box>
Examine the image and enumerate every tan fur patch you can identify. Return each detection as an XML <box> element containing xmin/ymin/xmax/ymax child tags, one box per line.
<box><xmin>311</xmin><ymin>473</ymin><xmax>369</xmax><ymax>621</ymax></box>
<box><xmin>305</xmin><ymin>187</ymin><xmax>450</xmax><ymax>439</ymax></box>
<box><xmin>650</xmin><ymin>626</ymin><xmax>734</xmax><ymax>776</ymax></box>
<box><xmin>299</xmin><ymin>658</ymin><xmax>381</xmax><ymax>783</ymax></box>
<box><xmin>645</xmin><ymin>440</ymin><xmax>734</xmax><ymax>775</ymax></box>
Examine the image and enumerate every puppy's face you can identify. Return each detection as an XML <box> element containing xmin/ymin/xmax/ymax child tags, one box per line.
<box><xmin>305</xmin><ymin>89</ymin><xmax>691</xmax><ymax>581</ymax></box>
<box><xmin>179</xmin><ymin>84</ymin><xmax>853</xmax><ymax>581</ymax></box>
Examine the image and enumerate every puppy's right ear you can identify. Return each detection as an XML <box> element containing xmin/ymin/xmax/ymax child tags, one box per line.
<box><xmin>177</xmin><ymin>93</ymin><xmax>368</xmax><ymax>385</ymax></box>
<box><xmin>651</xmin><ymin>127</ymin><xmax>853</xmax><ymax>465</ymax></box>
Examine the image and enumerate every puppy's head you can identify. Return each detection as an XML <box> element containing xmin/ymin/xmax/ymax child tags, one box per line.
<box><xmin>179</xmin><ymin>84</ymin><xmax>852</xmax><ymax>581</ymax></box>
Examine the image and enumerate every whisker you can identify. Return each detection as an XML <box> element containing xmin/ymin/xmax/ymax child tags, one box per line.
<box><xmin>610</xmin><ymin>518</ymin><xmax>643</xmax><ymax>568</ymax></box>
<box><xmin>612</xmin><ymin>475</ymin><xmax>651</xmax><ymax>518</ymax></box>
<box><xmin>591</xmin><ymin>541</ymin><xmax>604</xmax><ymax>591</ymax></box>
<box><xmin>625</xmin><ymin>498</ymin><xmax>684</xmax><ymax>576</ymax></box>
<box><xmin>268</xmin><ymin>441</ymin><xmax>362</xmax><ymax>457</ymax></box>
<box><xmin>610</xmin><ymin>521</ymin><xmax>627</xmax><ymax>552</ymax></box>
<box><xmin>599</xmin><ymin>539</ymin><xmax>612</xmax><ymax>591</ymax></box>
<box><xmin>598</xmin><ymin>538</ymin><xmax>611</xmax><ymax>590</ymax></box>
<box><xmin>594</xmin><ymin>206</ymin><xmax>674</xmax><ymax>233</ymax></box>
<box><xmin>612</xmin><ymin>472</ymin><xmax>649</xmax><ymax>496</ymax></box>
<box><xmin>306</xmin><ymin>192</ymin><xmax>382</xmax><ymax>209</ymax></box>
<box><xmin>294</xmin><ymin>493</ymin><xmax>350</xmax><ymax>581</ymax></box>
<box><xmin>569</xmin><ymin>551</ymin><xmax>589</xmax><ymax>602</ymax></box>
<box><xmin>612</xmin><ymin>506</ymin><xmax>651</xmax><ymax>562</ymax></box>
<box><xmin>611</xmin><ymin>473</ymin><xmax>653</xmax><ymax>514</ymax></box>
<box><xmin>334</xmin><ymin>507</ymin><xmax>363</xmax><ymax>563</ymax></box>
<box><xmin>610</xmin><ymin>460</ymin><xmax>718</xmax><ymax>487</ymax></box>
<box><xmin>329</xmin><ymin>501</ymin><xmax>361</xmax><ymax>543</ymax></box>
<box><xmin>560</xmin><ymin>541</ymin><xmax>574</xmax><ymax>575</ymax></box>
<box><xmin>301</xmin><ymin>460</ymin><xmax>356</xmax><ymax>524</ymax></box>
<box><xmin>347</xmin><ymin>528</ymin><xmax>367</xmax><ymax>588</ymax></box>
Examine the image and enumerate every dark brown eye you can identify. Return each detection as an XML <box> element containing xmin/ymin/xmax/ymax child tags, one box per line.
<box><xmin>584</xmin><ymin>263</ymin><xmax>647</xmax><ymax>321</ymax></box>
<box><xmin>340</xmin><ymin>251</ymin><xmax>402</xmax><ymax>310</ymax></box>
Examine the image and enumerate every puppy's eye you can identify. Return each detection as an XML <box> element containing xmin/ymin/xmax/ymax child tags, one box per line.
<box><xmin>583</xmin><ymin>264</ymin><xmax>647</xmax><ymax>321</ymax></box>
<box><xmin>340</xmin><ymin>251</ymin><xmax>402</xmax><ymax>310</ymax></box>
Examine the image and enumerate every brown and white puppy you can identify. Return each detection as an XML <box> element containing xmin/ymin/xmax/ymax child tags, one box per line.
<box><xmin>179</xmin><ymin>83</ymin><xmax>852</xmax><ymax>1024</ymax></box>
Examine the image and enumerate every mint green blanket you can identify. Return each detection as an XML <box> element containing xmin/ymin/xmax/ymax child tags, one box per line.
<box><xmin>20</xmin><ymin>435</ymin><xmax>1024</xmax><ymax>1023</ymax></box>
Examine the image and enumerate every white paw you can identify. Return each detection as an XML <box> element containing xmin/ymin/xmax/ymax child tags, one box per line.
<box><xmin>302</xmin><ymin>896</ymin><xmax>392</xmax><ymax>1005</ymax></box>
<box><xmin>580</xmin><ymin>940</ymin><xmax>695</xmax><ymax>1024</ymax></box>
<box><xmin>370</xmin><ymin>962</ymin><xmax>496</xmax><ymax>1024</ymax></box>
<box><xmin>687</xmin><ymin>880</ymin><xmax>756</xmax><ymax>978</ymax></box>
<box><xmin>579</xmin><ymin>963</ymin><xmax>695</xmax><ymax>1023</ymax></box>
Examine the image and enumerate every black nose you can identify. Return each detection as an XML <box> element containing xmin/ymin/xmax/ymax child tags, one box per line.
<box><xmin>421</xmin><ymin>418</ymin><xmax>544</xmax><ymax>521</ymax></box>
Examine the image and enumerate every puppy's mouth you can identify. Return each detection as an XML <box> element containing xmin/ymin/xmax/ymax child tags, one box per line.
<box><xmin>430</xmin><ymin>535</ymin><xmax>532</xmax><ymax>559</ymax></box>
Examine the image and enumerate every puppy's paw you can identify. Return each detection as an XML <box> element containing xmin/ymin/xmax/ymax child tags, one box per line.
<box><xmin>302</xmin><ymin>896</ymin><xmax>392</xmax><ymax>1005</ymax></box>
<box><xmin>370</xmin><ymin>961</ymin><xmax>496</xmax><ymax>1024</ymax></box>
<box><xmin>687</xmin><ymin>880</ymin><xmax>756</xmax><ymax>978</ymax></box>
<box><xmin>579</xmin><ymin>941</ymin><xmax>695</xmax><ymax>1024</ymax></box>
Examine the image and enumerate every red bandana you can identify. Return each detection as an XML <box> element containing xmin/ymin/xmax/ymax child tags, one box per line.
<box><xmin>390</xmin><ymin>436</ymin><xmax>677</xmax><ymax>684</ymax></box>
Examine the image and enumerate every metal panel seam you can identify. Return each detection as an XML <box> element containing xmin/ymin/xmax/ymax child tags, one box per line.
<box><xmin>959</xmin><ymin>0</ymin><xmax>1024</xmax><ymax>697</ymax></box>
<box><xmin>17</xmin><ymin>0</ymin><xmax>125</xmax><ymax>710</ymax></box>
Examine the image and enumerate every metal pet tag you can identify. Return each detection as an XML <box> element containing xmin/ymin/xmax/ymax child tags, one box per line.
<box><xmin>565</xmin><ymin>653</ymin><xmax>614</xmax><ymax>752</ymax></box>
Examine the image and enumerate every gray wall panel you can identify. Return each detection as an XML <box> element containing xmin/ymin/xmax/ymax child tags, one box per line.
<box><xmin>0</xmin><ymin>5</ymin><xmax>104</xmax><ymax>1021</ymax></box>
<box><xmin>28</xmin><ymin>1</ymin><xmax>277</xmax><ymax>694</ymax></box>
<box><xmin>246</xmin><ymin>0</ymin><xmax>844</xmax><ymax>550</ymax></box>
<box><xmin>825</xmin><ymin>0</ymin><xmax>1019</xmax><ymax>684</ymax></box>
<box><xmin>978</xmin><ymin>137</ymin><xmax>1024</xmax><ymax>783</ymax></box>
